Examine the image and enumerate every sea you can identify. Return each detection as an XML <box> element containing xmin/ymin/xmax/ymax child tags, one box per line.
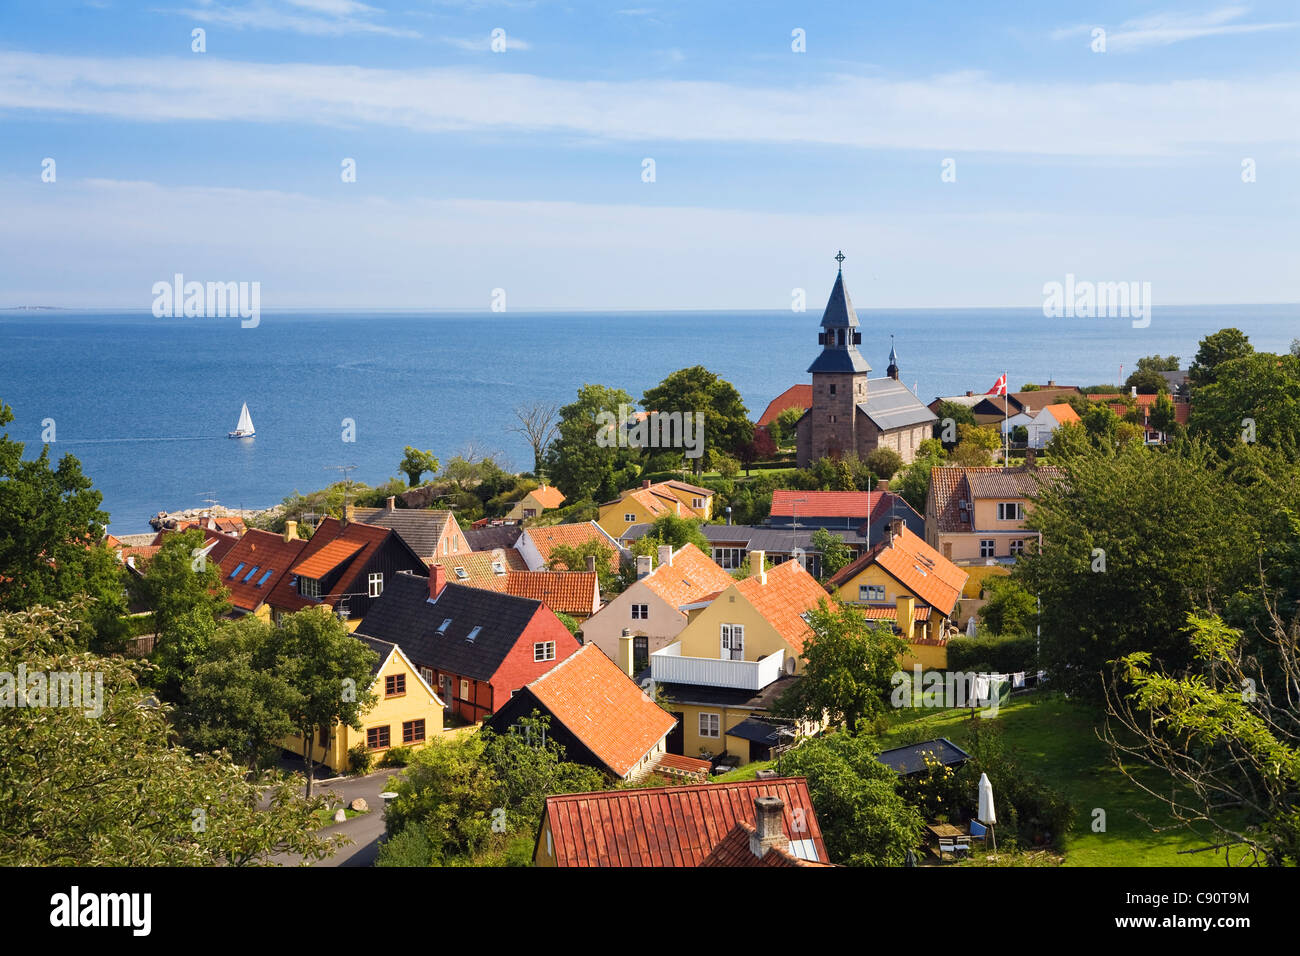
<box><xmin>1</xmin><ymin>305</ymin><xmax>1296</xmax><ymax>533</ymax></box>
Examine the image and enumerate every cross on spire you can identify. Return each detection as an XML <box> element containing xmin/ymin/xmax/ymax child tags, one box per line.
<box><xmin>834</xmin><ymin>250</ymin><xmax>846</xmax><ymax>271</ymax></box>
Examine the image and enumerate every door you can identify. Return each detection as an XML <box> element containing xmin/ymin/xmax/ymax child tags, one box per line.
<box><xmin>666</xmin><ymin>713</ymin><xmax>685</xmax><ymax>755</ymax></box>
<box><xmin>439</xmin><ymin>675</ymin><xmax>454</xmax><ymax>712</ymax></box>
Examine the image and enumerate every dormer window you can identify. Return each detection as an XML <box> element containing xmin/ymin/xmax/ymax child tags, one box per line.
<box><xmin>491</xmin><ymin>561</ymin><xmax>505</xmax><ymax>575</ymax></box>
<box><xmin>299</xmin><ymin>576</ymin><xmax>321</xmax><ymax>599</ymax></box>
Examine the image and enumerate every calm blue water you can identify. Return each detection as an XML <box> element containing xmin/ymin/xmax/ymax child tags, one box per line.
<box><xmin>1</xmin><ymin>305</ymin><xmax>1296</xmax><ymax>532</ymax></box>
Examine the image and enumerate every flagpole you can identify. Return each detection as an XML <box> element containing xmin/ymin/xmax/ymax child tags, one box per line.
<box><xmin>1003</xmin><ymin>370</ymin><xmax>1008</xmax><ymax>468</ymax></box>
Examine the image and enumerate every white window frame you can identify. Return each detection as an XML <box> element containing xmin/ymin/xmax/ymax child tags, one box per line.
<box><xmin>632</xmin><ymin>603</ymin><xmax>648</xmax><ymax>620</ymax></box>
<box><xmin>534</xmin><ymin>641</ymin><xmax>556</xmax><ymax>662</ymax></box>
<box><xmin>721</xmin><ymin>623</ymin><xmax>744</xmax><ymax>660</ymax></box>
<box><xmin>997</xmin><ymin>502</ymin><xmax>1024</xmax><ymax>521</ymax></box>
<box><xmin>1009</xmin><ymin>539</ymin><xmax>1026</xmax><ymax>556</ymax></box>
<box><xmin>624</xmin><ymin>513</ymin><xmax>636</xmax><ymax>523</ymax></box>
<box><xmin>692</xmin><ymin>497</ymin><xmax>703</xmax><ymax>509</ymax></box>
<box><xmin>459</xmin><ymin>679</ymin><xmax>470</xmax><ymax>700</ymax></box>
<box><xmin>699</xmin><ymin>712</ymin><xmax>720</xmax><ymax>738</ymax></box>
<box><xmin>368</xmin><ymin>572</ymin><xmax>383</xmax><ymax>598</ymax></box>
<box><xmin>859</xmin><ymin>584</ymin><xmax>885</xmax><ymax>602</ymax></box>
<box><xmin>980</xmin><ymin>539</ymin><xmax>996</xmax><ymax>558</ymax></box>
<box><xmin>299</xmin><ymin>576</ymin><xmax>321</xmax><ymax>599</ymax></box>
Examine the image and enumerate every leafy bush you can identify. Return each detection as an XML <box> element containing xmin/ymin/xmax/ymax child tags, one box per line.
<box><xmin>946</xmin><ymin>633</ymin><xmax>1037</xmax><ymax>674</ymax></box>
<box><xmin>953</xmin><ymin>722</ymin><xmax>1073</xmax><ymax>850</ymax></box>
<box><xmin>381</xmin><ymin>745</ymin><xmax>414</xmax><ymax>767</ymax></box>
<box><xmin>348</xmin><ymin>744</ymin><xmax>374</xmax><ymax>775</ymax></box>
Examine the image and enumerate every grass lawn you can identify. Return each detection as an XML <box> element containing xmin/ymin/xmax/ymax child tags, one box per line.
<box><xmin>312</xmin><ymin>806</ymin><xmax>365</xmax><ymax>827</ymax></box>
<box><xmin>880</xmin><ymin>693</ymin><xmax>1228</xmax><ymax>866</ymax></box>
<box><xmin>711</xmin><ymin>761</ymin><xmax>774</xmax><ymax>783</ymax></box>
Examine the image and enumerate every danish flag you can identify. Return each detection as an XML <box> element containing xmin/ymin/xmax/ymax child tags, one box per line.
<box><xmin>987</xmin><ymin>374</ymin><xmax>1007</xmax><ymax>396</ymax></box>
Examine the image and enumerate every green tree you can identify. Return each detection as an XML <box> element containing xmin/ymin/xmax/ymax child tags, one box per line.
<box><xmin>0</xmin><ymin>400</ymin><xmax>125</xmax><ymax>626</ymax></box>
<box><xmin>479</xmin><ymin>715</ymin><xmax>607</xmax><ymax>829</ymax></box>
<box><xmin>932</xmin><ymin>401</ymin><xmax>977</xmax><ymax>446</ymax></box>
<box><xmin>399</xmin><ymin>446</ymin><xmax>440</xmax><ymax>487</ymax></box>
<box><xmin>1044</xmin><ymin>420</ymin><xmax>1093</xmax><ymax>460</ymax></box>
<box><xmin>272</xmin><ymin>610</ymin><xmax>380</xmax><ymax>797</ymax></box>
<box><xmin>178</xmin><ymin>615</ymin><xmax>298</xmax><ymax>771</ymax></box>
<box><xmin>770</xmin><ymin>406</ymin><xmax>806</xmax><ymax>448</ymax></box>
<box><xmin>545</xmin><ymin>384</ymin><xmax>640</xmax><ymax>502</ymax></box>
<box><xmin>775</xmin><ymin>733</ymin><xmax>925</xmax><ymax>866</ymax></box>
<box><xmin>774</xmin><ymin>600</ymin><xmax>908</xmax><ymax>733</ymax></box>
<box><xmin>976</xmin><ymin>575</ymin><xmax>1037</xmax><ymax>637</ymax></box>
<box><xmin>0</xmin><ymin>601</ymin><xmax>338</xmax><ymax>866</ymax></box>
<box><xmin>1124</xmin><ymin>368</ymin><xmax>1170</xmax><ymax>394</ymax></box>
<box><xmin>1150</xmin><ymin>392</ymin><xmax>1179</xmax><ymax>437</ymax></box>
<box><xmin>381</xmin><ymin>733</ymin><xmax>498</xmax><ymax>863</ymax></box>
<box><xmin>632</xmin><ymin>513</ymin><xmax>710</xmax><ymax>557</ymax></box>
<box><xmin>1189</xmin><ymin>328</ymin><xmax>1253</xmax><ymax>390</ymax></box>
<box><xmin>1137</xmin><ymin>354</ymin><xmax>1181</xmax><ymax>373</ymax></box>
<box><xmin>809</xmin><ymin>527</ymin><xmax>852</xmax><ymax>579</ymax></box>
<box><xmin>547</xmin><ymin>539</ymin><xmax>619</xmax><ymax>591</ymax></box>
<box><xmin>864</xmin><ymin>447</ymin><xmax>904</xmax><ymax>481</ymax></box>
<box><xmin>641</xmin><ymin>366</ymin><xmax>752</xmax><ymax>476</ymax></box>
<box><xmin>1189</xmin><ymin>351</ymin><xmax>1300</xmax><ymax>462</ymax></box>
<box><xmin>893</xmin><ymin>440</ymin><xmax>946</xmax><ymax>513</ymax></box>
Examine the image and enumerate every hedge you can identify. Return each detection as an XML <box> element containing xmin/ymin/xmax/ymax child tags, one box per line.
<box><xmin>946</xmin><ymin>633</ymin><xmax>1038</xmax><ymax>673</ymax></box>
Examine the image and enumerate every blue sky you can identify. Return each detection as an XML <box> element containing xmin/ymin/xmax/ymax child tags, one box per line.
<box><xmin>0</xmin><ymin>0</ymin><xmax>1297</xmax><ymax>308</ymax></box>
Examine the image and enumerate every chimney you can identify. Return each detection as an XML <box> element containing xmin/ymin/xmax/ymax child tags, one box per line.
<box><xmin>1047</xmin><ymin>379</ymin><xmax>1056</xmax><ymax>387</ymax></box>
<box><xmin>642</xmin><ymin>479</ymin><xmax>652</xmax><ymax>489</ymax></box>
<box><xmin>965</xmin><ymin>390</ymin><xmax>973</xmax><ymax>397</ymax></box>
<box><xmin>749</xmin><ymin>796</ymin><xmax>790</xmax><ymax>858</ymax></box>
<box><xmin>343</xmin><ymin>502</ymin><xmax>355</xmax><ymax>524</ymax></box>
<box><xmin>750</xmin><ymin>550</ymin><xmax>766</xmax><ymax>585</ymax></box>
<box><xmin>636</xmin><ymin>554</ymin><xmax>652</xmax><ymax>579</ymax></box>
<box><xmin>618</xmin><ymin>627</ymin><xmax>635</xmax><ymax>677</ymax></box>
<box><xmin>1025</xmin><ymin>447</ymin><xmax>1037</xmax><ymax>467</ymax></box>
<box><xmin>283</xmin><ymin>520</ymin><xmax>298</xmax><ymax>543</ymax></box>
<box><xmin>876</xmin><ymin>479</ymin><xmax>889</xmax><ymax>492</ymax></box>
<box><xmin>657</xmin><ymin>544</ymin><xmax>673</xmax><ymax>567</ymax></box>
<box><xmin>1130</xmin><ymin>385</ymin><xmax>1138</xmax><ymax>398</ymax></box>
<box><xmin>386</xmin><ymin>495</ymin><xmax>396</xmax><ymax>511</ymax></box>
<box><xmin>896</xmin><ymin>593</ymin><xmax>916</xmax><ymax>635</ymax></box>
<box><xmin>584</xmin><ymin>554</ymin><xmax>597</xmax><ymax>573</ymax></box>
<box><xmin>429</xmin><ymin>564</ymin><xmax>446</xmax><ymax>600</ymax></box>
<box><xmin>886</xmin><ymin>517</ymin><xmax>905</xmax><ymax>546</ymax></box>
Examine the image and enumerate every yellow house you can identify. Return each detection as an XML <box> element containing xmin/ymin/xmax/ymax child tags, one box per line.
<box><xmin>597</xmin><ymin>479</ymin><xmax>714</xmax><ymax>539</ymax></box>
<box><xmin>924</xmin><ymin>464</ymin><xmax>1062</xmax><ymax>628</ymax></box>
<box><xmin>652</xmin><ymin>554</ymin><xmax>828</xmax><ymax>766</ymax></box>
<box><xmin>825</xmin><ymin>518</ymin><xmax>968</xmax><ymax>669</ymax></box>
<box><xmin>505</xmin><ymin>484</ymin><xmax>566</xmax><ymax>522</ymax></box>
<box><xmin>283</xmin><ymin>634</ymin><xmax>445</xmax><ymax>774</ymax></box>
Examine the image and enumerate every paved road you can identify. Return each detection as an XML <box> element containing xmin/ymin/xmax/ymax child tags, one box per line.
<box><xmin>270</xmin><ymin>769</ymin><xmax>406</xmax><ymax>868</ymax></box>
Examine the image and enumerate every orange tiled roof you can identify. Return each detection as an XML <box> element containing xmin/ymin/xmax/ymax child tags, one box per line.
<box><xmin>641</xmin><ymin>543</ymin><xmax>736</xmax><ymax>611</ymax></box>
<box><xmin>860</xmin><ymin>605</ymin><xmax>933</xmax><ymax>622</ymax></box>
<box><xmin>771</xmin><ymin>489</ymin><xmax>880</xmax><ymax>520</ymax></box>
<box><xmin>1043</xmin><ymin>403</ymin><xmax>1081</xmax><ymax>424</ymax></box>
<box><xmin>502</xmin><ymin>570</ymin><xmax>598</xmax><ymax>616</ymax></box>
<box><xmin>529</xmin><ymin>485</ymin><xmax>566</xmax><ymax>510</ymax></box>
<box><xmin>827</xmin><ymin>526</ymin><xmax>967</xmax><ymax>616</ymax></box>
<box><xmin>525</xmin><ymin>522</ymin><xmax>622</xmax><ymax>574</ymax></box>
<box><xmin>291</xmin><ymin>537</ymin><xmax>365</xmax><ymax>579</ymax></box>
<box><xmin>430</xmin><ymin>549</ymin><xmax>527</xmax><ymax>588</ymax></box>
<box><xmin>756</xmin><ymin>385</ymin><xmax>813</xmax><ymax>428</ymax></box>
<box><xmin>700</xmin><ymin>821</ymin><xmax>831</xmax><ymax>867</ymax></box>
<box><xmin>524</xmin><ymin>644</ymin><xmax>676</xmax><ymax>777</ymax></box>
<box><xmin>218</xmin><ymin>530</ymin><xmax>309</xmax><ymax>612</ymax></box>
<box><xmin>541</xmin><ymin>777</ymin><xmax>828</xmax><ymax>867</ymax></box>
<box><xmin>657</xmin><ymin>753</ymin><xmax>713</xmax><ymax>775</ymax></box>
<box><xmin>732</xmin><ymin>560</ymin><xmax>830</xmax><ymax>654</ymax></box>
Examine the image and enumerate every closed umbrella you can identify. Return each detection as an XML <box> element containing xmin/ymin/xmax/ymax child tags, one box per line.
<box><xmin>966</xmin><ymin>615</ymin><xmax>977</xmax><ymax>638</ymax></box>
<box><xmin>978</xmin><ymin>772</ymin><xmax>997</xmax><ymax>852</ymax></box>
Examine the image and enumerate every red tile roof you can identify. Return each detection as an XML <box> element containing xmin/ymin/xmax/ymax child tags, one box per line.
<box><xmin>525</xmin><ymin>522</ymin><xmax>622</xmax><ymax>574</ymax></box>
<box><xmin>641</xmin><ymin>543</ymin><xmax>737</xmax><ymax>611</ymax></box>
<box><xmin>928</xmin><ymin>465</ymin><xmax>1065</xmax><ymax>534</ymax></box>
<box><xmin>770</xmin><ymin>489</ymin><xmax>880</xmax><ymax>520</ymax></box>
<box><xmin>291</xmin><ymin>538</ymin><xmax>365</xmax><ymax>579</ymax></box>
<box><xmin>1042</xmin><ymin>403</ymin><xmax>1081</xmax><ymax>424</ymax></box>
<box><xmin>826</xmin><ymin>525</ymin><xmax>967</xmax><ymax>616</ymax></box>
<box><xmin>540</xmin><ymin>777</ymin><xmax>827</xmax><ymax>867</ymax></box>
<box><xmin>529</xmin><ymin>485</ymin><xmax>566</xmax><ymax>509</ymax></box>
<box><xmin>756</xmin><ymin>385</ymin><xmax>813</xmax><ymax>428</ymax></box>
<box><xmin>216</xmin><ymin>529</ymin><xmax>309</xmax><ymax>613</ymax></box>
<box><xmin>268</xmin><ymin>517</ymin><xmax>395</xmax><ymax>613</ymax></box>
<box><xmin>430</xmin><ymin>548</ymin><xmax>527</xmax><ymax>588</ymax></box>
<box><xmin>523</xmin><ymin>644</ymin><xmax>677</xmax><ymax>777</ymax></box>
<box><xmin>732</xmin><ymin>559</ymin><xmax>831</xmax><ymax>654</ymax></box>
<box><xmin>501</xmin><ymin>570</ymin><xmax>599</xmax><ymax>616</ymax></box>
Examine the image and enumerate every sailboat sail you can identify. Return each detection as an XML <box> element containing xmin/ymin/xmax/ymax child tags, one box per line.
<box><xmin>229</xmin><ymin>403</ymin><xmax>255</xmax><ymax>438</ymax></box>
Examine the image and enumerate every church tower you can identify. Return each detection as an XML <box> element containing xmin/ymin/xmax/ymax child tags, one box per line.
<box><xmin>803</xmin><ymin>251</ymin><xmax>869</xmax><ymax>463</ymax></box>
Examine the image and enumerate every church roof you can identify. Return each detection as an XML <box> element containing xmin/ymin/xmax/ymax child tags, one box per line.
<box><xmin>819</xmin><ymin>270</ymin><xmax>859</xmax><ymax>329</ymax></box>
<box><xmin>808</xmin><ymin>347</ymin><xmax>871</xmax><ymax>375</ymax></box>
<box><xmin>858</xmin><ymin>377</ymin><xmax>939</xmax><ymax>431</ymax></box>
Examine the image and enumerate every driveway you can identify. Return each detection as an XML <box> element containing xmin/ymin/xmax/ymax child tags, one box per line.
<box><xmin>269</xmin><ymin>767</ymin><xmax>406</xmax><ymax>867</ymax></box>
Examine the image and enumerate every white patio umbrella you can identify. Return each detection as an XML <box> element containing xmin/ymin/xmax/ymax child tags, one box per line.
<box><xmin>966</xmin><ymin>615</ymin><xmax>977</xmax><ymax>638</ymax></box>
<box><xmin>978</xmin><ymin>772</ymin><xmax>997</xmax><ymax>851</ymax></box>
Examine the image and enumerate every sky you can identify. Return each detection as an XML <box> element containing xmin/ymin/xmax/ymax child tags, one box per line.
<box><xmin>0</xmin><ymin>0</ymin><xmax>1297</xmax><ymax>309</ymax></box>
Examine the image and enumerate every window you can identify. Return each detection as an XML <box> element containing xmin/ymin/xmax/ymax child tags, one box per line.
<box><xmin>624</xmin><ymin>513</ymin><xmax>636</xmax><ymax>523</ymax></box>
<box><xmin>454</xmin><ymin>567</ymin><xmax>469</xmax><ymax>579</ymax></box>
<box><xmin>228</xmin><ymin>562</ymin><xmax>246</xmax><ymax>579</ymax></box>
<box><xmin>943</xmin><ymin>543</ymin><xmax>953</xmax><ymax>560</ymax></box>
<box><xmin>692</xmin><ymin>497</ymin><xmax>703</xmax><ymax>509</ymax></box>
<box><xmin>534</xmin><ymin>641</ymin><xmax>556</xmax><ymax>662</ymax></box>
<box><xmin>524</xmin><ymin>508</ymin><xmax>536</xmax><ymax>518</ymax></box>
<box><xmin>459</xmin><ymin>679</ymin><xmax>470</xmax><ymax>700</ymax></box>
<box><xmin>633</xmin><ymin>636</ymin><xmax>648</xmax><ymax>673</ymax></box>
<box><xmin>980</xmin><ymin>539</ymin><xmax>996</xmax><ymax>558</ymax></box>
<box><xmin>368</xmin><ymin>572</ymin><xmax>383</xmax><ymax>597</ymax></box>
<box><xmin>419</xmin><ymin>666</ymin><xmax>435</xmax><ymax>687</ymax></box>
<box><xmin>299</xmin><ymin>576</ymin><xmax>321</xmax><ymax>599</ymax></box>
<box><xmin>699</xmin><ymin>713</ymin><xmax>720</xmax><ymax>738</ymax></box>
<box><xmin>437</xmin><ymin>618</ymin><xmax>452</xmax><ymax>633</ymax></box>
<box><xmin>632</xmin><ymin>604</ymin><xmax>648</xmax><ymax>619</ymax></box>
<box><xmin>366</xmin><ymin>725</ymin><xmax>390</xmax><ymax>750</ymax></box>
<box><xmin>466</xmin><ymin>626</ymin><xmax>482</xmax><ymax>642</ymax></box>
<box><xmin>721</xmin><ymin>623</ymin><xmax>744</xmax><ymax>660</ymax></box>
<box><xmin>997</xmin><ymin>502</ymin><xmax>1024</xmax><ymax>521</ymax></box>
<box><xmin>402</xmin><ymin>719</ymin><xmax>426</xmax><ymax>744</ymax></box>
<box><xmin>859</xmin><ymin>584</ymin><xmax>886</xmax><ymax>602</ymax></box>
<box><xmin>1009</xmin><ymin>539</ymin><xmax>1026</xmax><ymax>556</ymax></box>
<box><xmin>829</xmin><ymin>383</ymin><xmax>837</xmax><ymax>395</ymax></box>
<box><xmin>255</xmin><ymin>569</ymin><xmax>273</xmax><ymax>588</ymax></box>
<box><xmin>385</xmin><ymin>673</ymin><xmax>406</xmax><ymax>697</ymax></box>
<box><xmin>242</xmin><ymin>565</ymin><xmax>260</xmax><ymax>583</ymax></box>
<box><xmin>712</xmin><ymin>547</ymin><xmax>743</xmax><ymax>569</ymax></box>
<box><xmin>491</xmin><ymin>561</ymin><xmax>505</xmax><ymax>575</ymax></box>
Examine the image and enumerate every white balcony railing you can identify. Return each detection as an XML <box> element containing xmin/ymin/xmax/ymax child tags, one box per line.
<box><xmin>650</xmin><ymin>643</ymin><xmax>785</xmax><ymax>690</ymax></box>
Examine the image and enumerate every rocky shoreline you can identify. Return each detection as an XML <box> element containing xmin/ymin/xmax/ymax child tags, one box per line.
<box><xmin>148</xmin><ymin>504</ymin><xmax>282</xmax><ymax>531</ymax></box>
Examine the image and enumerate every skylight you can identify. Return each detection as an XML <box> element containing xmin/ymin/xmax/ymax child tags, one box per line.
<box><xmin>491</xmin><ymin>561</ymin><xmax>505</xmax><ymax>574</ymax></box>
<box><xmin>437</xmin><ymin>618</ymin><xmax>452</xmax><ymax>633</ymax></box>
<box><xmin>242</xmin><ymin>565</ymin><xmax>260</xmax><ymax>582</ymax></box>
<box><xmin>228</xmin><ymin>562</ymin><xmax>246</xmax><ymax>579</ymax></box>
<box><xmin>256</xmin><ymin>569</ymin><xmax>273</xmax><ymax>588</ymax></box>
<box><xmin>466</xmin><ymin>626</ymin><xmax>482</xmax><ymax>642</ymax></box>
<box><xmin>454</xmin><ymin>567</ymin><xmax>469</xmax><ymax>579</ymax></box>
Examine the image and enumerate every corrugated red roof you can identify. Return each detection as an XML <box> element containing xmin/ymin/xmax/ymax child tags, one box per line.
<box><xmin>700</xmin><ymin>822</ymin><xmax>831</xmax><ymax>867</ymax></box>
<box><xmin>540</xmin><ymin>777</ymin><xmax>827</xmax><ymax>867</ymax></box>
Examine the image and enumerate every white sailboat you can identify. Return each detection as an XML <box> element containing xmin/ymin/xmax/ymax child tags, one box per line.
<box><xmin>228</xmin><ymin>402</ymin><xmax>255</xmax><ymax>439</ymax></box>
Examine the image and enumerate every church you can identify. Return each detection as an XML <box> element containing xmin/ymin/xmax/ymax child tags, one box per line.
<box><xmin>795</xmin><ymin>255</ymin><xmax>937</xmax><ymax>467</ymax></box>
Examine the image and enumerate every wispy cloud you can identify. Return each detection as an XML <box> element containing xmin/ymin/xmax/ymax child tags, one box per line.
<box><xmin>0</xmin><ymin>52</ymin><xmax>1296</xmax><ymax>156</ymax></box>
<box><xmin>439</xmin><ymin>33</ymin><xmax>532</xmax><ymax>52</ymax></box>
<box><xmin>1053</xmin><ymin>5</ymin><xmax>1298</xmax><ymax>51</ymax></box>
<box><xmin>174</xmin><ymin>0</ymin><xmax>420</xmax><ymax>38</ymax></box>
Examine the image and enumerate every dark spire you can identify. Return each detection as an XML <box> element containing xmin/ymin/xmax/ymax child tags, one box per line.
<box><xmin>887</xmin><ymin>335</ymin><xmax>899</xmax><ymax>380</ymax></box>
<box><xmin>809</xmin><ymin>258</ymin><xmax>870</xmax><ymax>375</ymax></box>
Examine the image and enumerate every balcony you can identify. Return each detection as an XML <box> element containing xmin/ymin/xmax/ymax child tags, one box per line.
<box><xmin>650</xmin><ymin>643</ymin><xmax>785</xmax><ymax>690</ymax></box>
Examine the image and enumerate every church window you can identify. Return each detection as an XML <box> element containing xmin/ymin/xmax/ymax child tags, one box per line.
<box><xmin>829</xmin><ymin>384</ymin><xmax>837</xmax><ymax>396</ymax></box>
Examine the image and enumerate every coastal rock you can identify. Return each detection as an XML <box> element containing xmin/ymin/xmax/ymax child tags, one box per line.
<box><xmin>333</xmin><ymin>809</ymin><xmax>347</xmax><ymax>823</ymax></box>
<box><xmin>349</xmin><ymin>798</ymin><xmax>368</xmax><ymax>813</ymax></box>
